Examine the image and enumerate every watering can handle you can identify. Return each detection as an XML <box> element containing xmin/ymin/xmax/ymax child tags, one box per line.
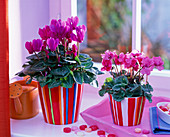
<box><xmin>14</xmin><ymin>97</ymin><xmax>23</xmax><ymax>114</ymax></box>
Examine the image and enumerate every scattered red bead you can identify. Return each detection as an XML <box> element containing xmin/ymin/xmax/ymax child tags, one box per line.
<box><xmin>97</xmin><ymin>130</ymin><xmax>105</xmax><ymax>136</ymax></box>
<box><xmin>63</xmin><ymin>127</ymin><xmax>71</xmax><ymax>133</ymax></box>
<box><xmin>108</xmin><ymin>134</ymin><xmax>117</xmax><ymax>137</ymax></box>
<box><xmin>79</xmin><ymin>125</ymin><xmax>87</xmax><ymax>130</ymax></box>
<box><xmin>89</xmin><ymin>125</ymin><xmax>99</xmax><ymax>131</ymax></box>
<box><xmin>142</xmin><ymin>129</ymin><xmax>150</xmax><ymax>134</ymax></box>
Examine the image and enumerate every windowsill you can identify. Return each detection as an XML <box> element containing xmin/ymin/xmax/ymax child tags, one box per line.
<box><xmin>11</xmin><ymin>84</ymin><xmax>105</xmax><ymax>137</ymax></box>
<box><xmin>11</xmin><ymin>112</ymin><xmax>90</xmax><ymax>137</ymax></box>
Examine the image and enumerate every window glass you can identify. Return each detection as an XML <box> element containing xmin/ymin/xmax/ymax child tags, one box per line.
<box><xmin>78</xmin><ymin>0</ymin><xmax>132</xmax><ymax>62</ymax></box>
<box><xmin>142</xmin><ymin>0</ymin><xmax>170</xmax><ymax>70</ymax></box>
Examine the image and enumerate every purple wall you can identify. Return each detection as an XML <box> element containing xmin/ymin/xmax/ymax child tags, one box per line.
<box><xmin>9</xmin><ymin>0</ymin><xmax>50</xmax><ymax>78</ymax></box>
<box><xmin>19</xmin><ymin>0</ymin><xmax>50</xmax><ymax>63</ymax></box>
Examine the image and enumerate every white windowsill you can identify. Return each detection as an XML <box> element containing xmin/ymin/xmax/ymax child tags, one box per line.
<box><xmin>11</xmin><ymin>84</ymin><xmax>105</xmax><ymax>137</ymax></box>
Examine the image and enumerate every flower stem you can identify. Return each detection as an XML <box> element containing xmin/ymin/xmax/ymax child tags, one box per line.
<box><xmin>130</xmin><ymin>68</ymin><xmax>132</xmax><ymax>79</ymax></box>
<box><xmin>134</xmin><ymin>67</ymin><xmax>142</xmax><ymax>78</ymax></box>
<box><xmin>77</xmin><ymin>42</ymin><xmax>79</xmax><ymax>57</ymax></box>
<box><xmin>57</xmin><ymin>45</ymin><xmax>60</xmax><ymax>54</ymax></box>
<box><xmin>64</xmin><ymin>42</ymin><xmax>66</xmax><ymax>57</ymax></box>
<box><xmin>113</xmin><ymin>59</ymin><xmax>119</xmax><ymax>74</ymax></box>
<box><xmin>120</xmin><ymin>65</ymin><xmax>122</xmax><ymax>75</ymax></box>
<box><xmin>55</xmin><ymin>51</ymin><xmax>58</xmax><ymax>65</ymax></box>
<box><xmin>34</xmin><ymin>52</ymin><xmax>40</xmax><ymax>60</ymax></box>
<box><xmin>146</xmin><ymin>75</ymin><xmax>148</xmax><ymax>84</ymax></box>
<box><xmin>111</xmin><ymin>68</ymin><xmax>115</xmax><ymax>80</ymax></box>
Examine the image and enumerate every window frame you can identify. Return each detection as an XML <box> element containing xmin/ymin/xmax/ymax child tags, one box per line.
<box><xmin>54</xmin><ymin>0</ymin><xmax>170</xmax><ymax>91</ymax></box>
<box><xmin>132</xmin><ymin>0</ymin><xmax>170</xmax><ymax>90</ymax></box>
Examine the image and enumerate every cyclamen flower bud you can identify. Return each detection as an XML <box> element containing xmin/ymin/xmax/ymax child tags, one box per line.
<box><xmin>47</xmin><ymin>38</ymin><xmax>59</xmax><ymax>51</ymax></box>
<box><xmin>25</xmin><ymin>41</ymin><xmax>34</xmax><ymax>54</ymax></box>
<box><xmin>32</xmin><ymin>39</ymin><xmax>43</xmax><ymax>52</ymax></box>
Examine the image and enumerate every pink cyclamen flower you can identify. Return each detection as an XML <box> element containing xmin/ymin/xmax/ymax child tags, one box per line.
<box><xmin>101</xmin><ymin>59</ymin><xmax>112</xmax><ymax>71</ymax></box>
<box><xmin>115</xmin><ymin>52</ymin><xmax>125</xmax><ymax>65</ymax></box>
<box><xmin>124</xmin><ymin>53</ymin><xmax>138</xmax><ymax>69</ymax></box>
<box><xmin>133</xmin><ymin>64</ymin><xmax>139</xmax><ymax>71</ymax></box>
<box><xmin>101</xmin><ymin>50</ymin><xmax>116</xmax><ymax>60</ymax></box>
<box><xmin>141</xmin><ymin>57</ymin><xmax>152</xmax><ymax>67</ymax></box>
<box><xmin>152</xmin><ymin>56</ymin><xmax>164</xmax><ymax>71</ymax></box>
<box><xmin>137</xmin><ymin>54</ymin><xmax>145</xmax><ymax>65</ymax></box>
<box><xmin>131</xmin><ymin>49</ymin><xmax>142</xmax><ymax>57</ymax></box>
<box><xmin>25</xmin><ymin>41</ymin><xmax>34</xmax><ymax>54</ymax></box>
<box><xmin>118</xmin><ymin>52</ymin><xmax>125</xmax><ymax>62</ymax></box>
<box><xmin>140</xmin><ymin>67</ymin><xmax>152</xmax><ymax>75</ymax></box>
<box><xmin>32</xmin><ymin>39</ymin><xmax>42</xmax><ymax>52</ymax></box>
<box><xmin>38</xmin><ymin>25</ymin><xmax>51</xmax><ymax>40</ymax></box>
<box><xmin>141</xmin><ymin>57</ymin><xmax>154</xmax><ymax>68</ymax></box>
<box><xmin>140</xmin><ymin>57</ymin><xmax>155</xmax><ymax>75</ymax></box>
<box><xmin>47</xmin><ymin>38</ymin><xmax>59</xmax><ymax>51</ymax></box>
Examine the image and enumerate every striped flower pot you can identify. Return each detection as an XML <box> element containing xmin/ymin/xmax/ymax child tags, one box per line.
<box><xmin>38</xmin><ymin>83</ymin><xmax>83</xmax><ymax>125</ymax></box>
<box><xmin>109</xmin><ymin>95</ymin><xmax>146</xmax><ymax>126</ymax></box>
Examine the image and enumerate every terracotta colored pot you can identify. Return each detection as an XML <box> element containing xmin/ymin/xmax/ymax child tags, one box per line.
<box><xmin>10</xmin><ymin>80</ymin><xmax>39</xmax><ymax>119</ymax></box>
<box><xmin>109</xmin><ymin>94</ymin><xmax>146</xmax><ymax>126</ymax></box>
<box><xmin>38</xmin><ymin>83</ymin><xmax>83</xmax><ymax>125</ymax></box>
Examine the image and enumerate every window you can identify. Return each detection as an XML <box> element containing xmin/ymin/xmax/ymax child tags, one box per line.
<box><xmin>76</xmin><ymin>0</ymin><xmax>170</xmax><ymax>91</ymax></box>
<box><xmin>9</xmin><ymin>0</ymin><xmax>170</xmax><ymax>91</ymax></box>
<box><xmin>78</xmin><ymin>0</ymin><xmax>132</xmax><ymax>62</ymax></box>
<box><xmin>142</xmin><ymin>0</ymin><xmax>170</xmax><ymax>70</ymax></box>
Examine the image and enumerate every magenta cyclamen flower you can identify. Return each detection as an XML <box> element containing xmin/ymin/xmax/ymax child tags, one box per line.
<box><xmin>66</xmin><ymin>16</ymin><xmax>79</xmax><ymax>30</ymax></box>
<box><xmin>101</xmin><ymin>59</ymin><xmax>112</xmax><ymax>71</ymax></box>
<box><xmin>152</xmin><ymin>56</ymin><xmax>164</xmax><ymax>71</ymax></box>
<box><xmin>66</xmin><ymin>44</ymin><xmax>78</xmax><ymax>57</ymax></box>
<box><xmin>101</xmin><ymin>50</ymin><xmax>116</xmax><ymax>60</ymax></box>
<box><xmin>50</xmin><ymin>19</ymin><xmax>67</xmax><ymax>40</ymax></box>
<box><xmin>25</xmin><ymin>41</ymin><xmax>34</xmax><ymax>54</ymax></box>
<box><xmin>71</xmin><ymin>25</ymin><xmax>86</xmax><ymax>43</ymax></box>
<box><xmin>32</xmin><ymin>39</ymin><xmax>42</xmax><ymax>52</ymax></box>
<box><xmin>72</xmin><ymin>44</ymin><xmax>78</xmax><ymax>57</ymax></box>
<box><xmin>47</xmin><ymin>38</ymin><xmax>59</xmax><ymax>51</ymax></box>
<box><xmin>38</xmin><ymin>25</ymin><xmax>51</xmax><ymax>40</ymax></box>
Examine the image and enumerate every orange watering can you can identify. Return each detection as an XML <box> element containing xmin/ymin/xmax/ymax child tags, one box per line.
<box><xmin>9</xmin><ymin>80</ymin><xmax>39</xmax><ymax>119</ymax></box>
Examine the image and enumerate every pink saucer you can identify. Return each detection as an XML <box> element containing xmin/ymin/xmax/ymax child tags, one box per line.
<box><xmin>80</xmin><ymin>96</ymin><xmax>170</xmax><ymax>137</ymax></box>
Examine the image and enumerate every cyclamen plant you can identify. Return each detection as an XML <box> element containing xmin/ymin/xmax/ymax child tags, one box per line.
<box><xmin>99</xmin><ymin>50</ymin><xmax>164</xmax><ymax>102</ymax></box>
<box><xmin>17</xmin><ymin>16</ymin><xmax>103</xmax><ymax>88</ymax></box>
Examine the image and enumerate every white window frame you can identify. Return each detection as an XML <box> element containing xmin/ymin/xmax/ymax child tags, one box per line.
<box><xmin>132</xmin><ymin>0</ymin><xmax>170</xmax><ymax>91</ymax></box>
<box><xmin>49</xmin><ymin>0</ymin><xmax>77</xmax><ymax>20</ymax></box>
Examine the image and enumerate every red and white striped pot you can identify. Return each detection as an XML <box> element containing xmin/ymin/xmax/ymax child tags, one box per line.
<box><xmin>38</xmin><ymin>83</ymin><xmax>83</xmax><ymax>125</ymax></box>
<box><xmin>109</xmin><ymin>95</ymin><xmax>146</xmax><ymax>126</ymax></box>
